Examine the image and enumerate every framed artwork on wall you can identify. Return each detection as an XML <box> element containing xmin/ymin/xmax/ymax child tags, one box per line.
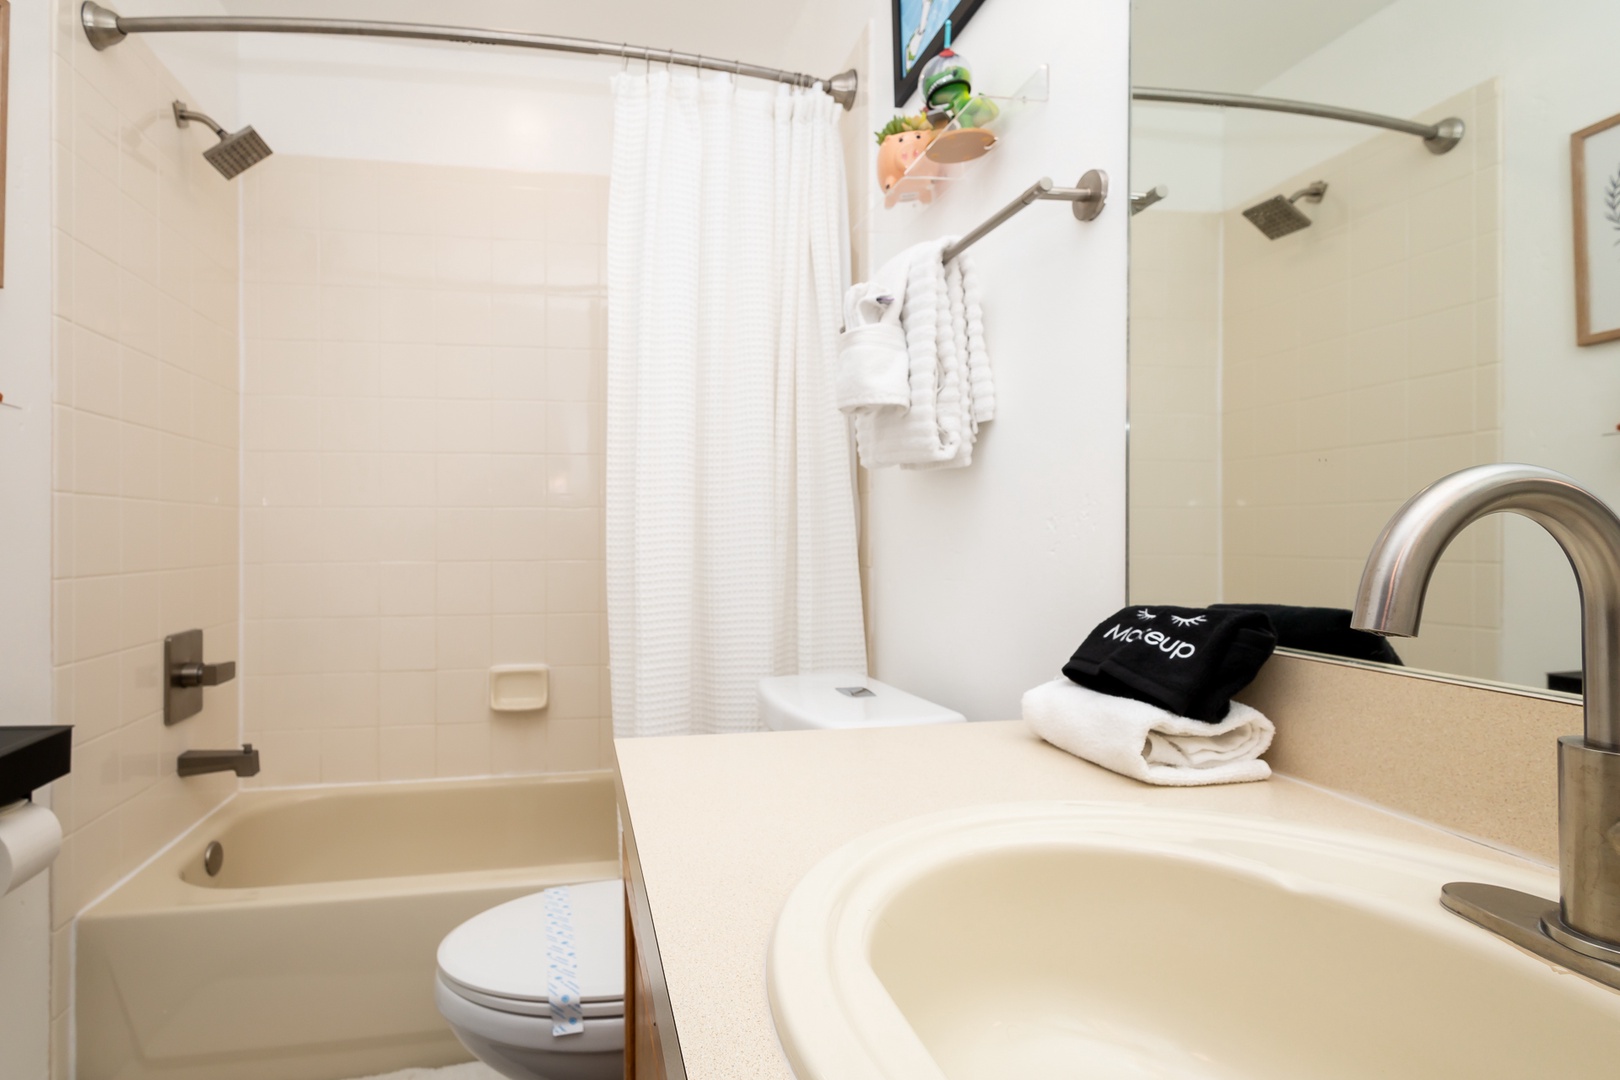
<box><xmin>892</xmin><ymin>0</ymin><xmax>989</xmax><ymax>107</ymax></box>
<box><xmin>1573</xmin><ymin>109</ymin><xmax>1620</xmax><ymax>346</ymax></box>
<box><xmin>0</xmin><ymin>0</ymin><xmax>9</xmax><ymax>288</ymax></box>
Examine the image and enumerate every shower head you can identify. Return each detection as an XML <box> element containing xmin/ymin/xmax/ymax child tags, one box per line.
<box><xmin>1242</xmin><ymin>180</ymin><xmax>1328</xmax><ymax>240</ymax></box>
<box><xmin>172</xmin><ymin>101</ymin><xmax>272</xmax><ymax>180</ymax></box>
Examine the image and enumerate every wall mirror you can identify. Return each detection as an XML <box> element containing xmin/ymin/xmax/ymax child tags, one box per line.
<box><xmin>1129</xmin><ymin>0</ymin><xmax>1620</xmax><ymax>694</ymax></box>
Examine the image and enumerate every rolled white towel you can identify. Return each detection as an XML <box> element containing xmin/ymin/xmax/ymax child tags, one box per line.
<box><xmin>1022</xmin><ymin>677</ymin><xmax>1274</xmax><ymax>787</ymax></box>
<box><xmin>837</xmin><ymin>255</ymin><xmax>911</xmax><ymax>414</ymax></box>
<box><xmin>836</xmin><ymin>319</ymin><xmax>910</xmax><ymax>411</ymax></box>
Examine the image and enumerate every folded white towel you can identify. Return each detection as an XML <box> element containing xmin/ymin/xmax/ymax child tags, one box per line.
<box><xmin>837</xmin><ymin>256</ymin><xmax>911</xmax><ymax>413</ymax></box>
<box><xmin>1022</xmin><ymin>677</ymin><xmax>1274</xmax><ymax>787</ymax></box>
<box><xmin>852</xmin><ymin>240</ymin><xmax>995</xmax><ymax>469</ymax></box>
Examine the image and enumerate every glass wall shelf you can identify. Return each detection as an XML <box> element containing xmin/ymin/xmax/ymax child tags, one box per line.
<box><xmin>873</xmin><ymin>64</ymin><xmax>1050</xmax><ymax>212</ymax></box>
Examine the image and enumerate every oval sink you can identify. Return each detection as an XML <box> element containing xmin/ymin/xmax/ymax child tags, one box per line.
<box><xmin>768</xmin><ymin>802</ymin><xmax>1620</xmax><ymax>1079</ymax></box>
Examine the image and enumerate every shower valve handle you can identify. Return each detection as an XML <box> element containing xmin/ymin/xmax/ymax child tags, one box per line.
<box><xmin>172</xmin><ymin>660</ymin><xmax>236</xmax><ymax>688</ymax></box>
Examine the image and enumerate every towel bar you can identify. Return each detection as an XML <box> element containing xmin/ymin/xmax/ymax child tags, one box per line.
<box><xmin>941</xmin><ymin>170</ymin><xmax>1108</xmax><ymax>262</ymax></box>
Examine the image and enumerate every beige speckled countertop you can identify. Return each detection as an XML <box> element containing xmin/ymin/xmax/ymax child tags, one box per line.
<box><xmin>613</xmin><ymin>719</ymin><xmax>1546</xmax><ymax>1080</ymax></box>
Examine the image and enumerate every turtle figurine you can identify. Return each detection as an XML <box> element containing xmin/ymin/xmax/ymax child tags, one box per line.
<box><xmin>921</xmin><ymin>47</ymin><xmax>974</xmax><ymax>120</ymax></box>
<box><xmin>917</xmin><ymin>31</ymin><xmax>999</xmax><ymax>164</ymax></box>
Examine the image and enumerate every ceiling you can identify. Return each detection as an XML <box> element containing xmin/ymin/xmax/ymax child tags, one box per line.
<box><xmin>212</xmin><ymin>0</ymin><xmax>817</xmax><ymax>69</ymax></box>
<box><xmin>1131</xmin><ymin>0</ymin><xmax>1402</xmax><ymax>92</ymax></box>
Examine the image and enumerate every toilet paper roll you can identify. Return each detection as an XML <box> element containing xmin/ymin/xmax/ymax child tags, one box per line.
<box><xmin>0</xmin><ymin>800</ymin><xmax>63</xmax><ymax>897</ymax></box>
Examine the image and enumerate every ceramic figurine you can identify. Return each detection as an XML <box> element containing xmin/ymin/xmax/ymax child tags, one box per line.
<box><xmin>921</xmin><ymin>47</ymin><xmax>974</xmax><ymax>119</ymax></box>
<box><xmin>875</xmin><ymin>114</ymin><xmax>937</xmax><ymax>193</ymax></box>
<box><xmin>915</xmin><ymin>23</ymin><xmax>999</xmax><ymax>163</ymax></box>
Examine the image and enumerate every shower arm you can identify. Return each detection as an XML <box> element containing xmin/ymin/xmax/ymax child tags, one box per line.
<box><xmin>1133</xmin><ymin>86</ymin><xmax>1464</xmax><ymax>154</ymax></box>
<box><xmin>80</xmin><ymin>2</ymin><xmax>859</xmax><ymax>111</ymax></box>
<box><xmin>172</xmin><ymin>102</ymin><xmax>228</xmax><ymax>141</ymax></box>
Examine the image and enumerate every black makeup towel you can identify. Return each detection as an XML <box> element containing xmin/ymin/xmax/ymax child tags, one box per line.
<box><xmin>1062</xmin><ymin>606</ymin><xmax>1277</xmax><ymax>723</ymax></box>
<box><xmin>1210</xmin><ymin>603</ymin><xmax>1403</xmax><ymax>666</ymax></box>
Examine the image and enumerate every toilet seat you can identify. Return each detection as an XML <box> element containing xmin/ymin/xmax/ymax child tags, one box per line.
<box><xmin>436</xmin><ymin>974</ymin><xmax>624</xmax><ymax>1054</ymax></box>
<box><xmin>437</xmin><ymin>880</ymin><xmax>625</xmax><ymax>1022</ymax></box>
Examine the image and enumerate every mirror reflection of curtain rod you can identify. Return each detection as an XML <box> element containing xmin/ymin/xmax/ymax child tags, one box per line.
<box><xmin>79</xmin><ymin>1</ymin><xmax>859</xmax><ymax>111</ymax></box>
<box><xmin>1133</xmin><ymin>86</ymin><xmax>1464</xmax><ymax>154</ymax></box>
<box><xmin>1130</xmin><ymin>186</ymin><xmax>1168</xmax><ymax>215</ymax></box>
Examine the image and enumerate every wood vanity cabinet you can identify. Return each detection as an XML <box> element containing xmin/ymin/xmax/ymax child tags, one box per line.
<box><xmin>623</xmin><ymin>840</ymin><xmax>671</xmax><ymax>1080</ymax></box>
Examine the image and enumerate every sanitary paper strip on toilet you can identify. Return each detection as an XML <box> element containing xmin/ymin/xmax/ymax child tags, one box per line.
<box><xmin>542</xmin><ymin>886</ymin><xmax>585</xmax><ymax>1036</ymax></box>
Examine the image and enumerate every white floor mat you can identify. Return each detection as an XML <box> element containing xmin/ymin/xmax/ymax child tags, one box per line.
<box><xmin>341</xmin><ymin>1064</ymin><xmax>501</xmax><ymax>1080</ymax></box>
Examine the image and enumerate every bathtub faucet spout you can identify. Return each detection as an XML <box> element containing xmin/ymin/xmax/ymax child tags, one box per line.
<box><xmin>178</xmin><ymin>744</ymin><xmax>260</xmax><ymax>778</ymax></box>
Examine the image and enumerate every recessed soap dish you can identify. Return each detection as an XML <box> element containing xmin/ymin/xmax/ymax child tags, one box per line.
<box><xmin>489</xmin><ymin>665</ymin><xmax>549</xmax><ymax>713</ymax></box>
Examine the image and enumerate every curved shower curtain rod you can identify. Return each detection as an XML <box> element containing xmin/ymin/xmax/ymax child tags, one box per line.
<box><xmin>79</xmin><ymin>1</ymin><xmax>859</xmax><ymax>111</ymax></box>
<box><xmin>1133</xmin><ymin>86</ymin><xmax>1464</xmax><ymax>154</ymax></box>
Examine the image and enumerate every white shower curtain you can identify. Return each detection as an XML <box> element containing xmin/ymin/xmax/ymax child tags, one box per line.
<box><xmin>606</xmin><ymin>71</ymin><xmax>867</xmax><ymax>737</ymax></box>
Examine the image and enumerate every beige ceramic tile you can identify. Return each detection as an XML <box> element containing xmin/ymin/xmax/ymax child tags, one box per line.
<box><xmin>237</xmin><ymin>157</ymin><xmax>609</xmax><ymax>794</ymax></box>
<box><xmin>49</xmin><ymin>33</ymin><xmax>243</xmax><ymax>1041</ymax></box>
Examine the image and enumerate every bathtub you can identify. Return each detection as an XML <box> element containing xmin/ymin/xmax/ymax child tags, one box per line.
<box><xmin>77</xmin><ymin>773</ymin><xmax>620</xmax><ymax>1080</ymax></box>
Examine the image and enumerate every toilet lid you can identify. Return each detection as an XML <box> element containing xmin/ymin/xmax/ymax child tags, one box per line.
<box><xmin>438</xmin><ymin>880</ymin><xmax>624</xmax><ymax>1008</ymax></box>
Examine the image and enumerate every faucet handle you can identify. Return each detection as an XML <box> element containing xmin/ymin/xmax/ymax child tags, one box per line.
<box><xmin>164</xmin><ymin>629</ymin><xmax>235</xmax><ymax>725</ymax></box>
<box><xmin>172</xmin><ymin>660</ymin><xmax>236</xmax><ymax>688</ymax></box>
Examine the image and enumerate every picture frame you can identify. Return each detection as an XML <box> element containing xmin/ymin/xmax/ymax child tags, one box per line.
<box><xmin>0</xmin><ymin>0</ymin><xmax>9</xmax><ymax>288</ymax></box>
<box><xmin>891</xmin><ymin>0</ymin><xmax>989</xmax><ymax>108</ymax></box>
<box><xmin>1572</xmin><ymin>109</ymin><xmax>1620</xmax><ymax>346</ymax></box>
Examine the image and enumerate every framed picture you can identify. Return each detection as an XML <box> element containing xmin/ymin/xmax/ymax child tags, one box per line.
<box><xmin>892</xmin><ymin>0</ymin><xmax>989</xmax><ymax>108</ymax></box>
<box><xmin>0</xmin><ymin>0</ymin><xmax>9</xmax><ymax>288</ymax></box>
<box><xmin>1573</xmin><ymin>109</ymin><xmax>1620</xmax><ymax>346</ymax></box>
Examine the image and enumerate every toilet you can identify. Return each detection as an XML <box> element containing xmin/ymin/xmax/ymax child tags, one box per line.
<box><xmin>759</xmin><ymin>671</ymin><xmax>966</xmax><ymax>729</ymax></box>
<box><xmin>435</xmin><ymin>676</ymin><xmax>956</xmax><ymax>1080</ymax></box>
<box><xmin>435</xmin><ymin>879</ymin><xmax>624</xmax><ymax>1080</ymax></box>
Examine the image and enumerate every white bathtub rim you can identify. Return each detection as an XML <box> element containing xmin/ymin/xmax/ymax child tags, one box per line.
<box><xmin>244</xmin><ymin>766</ymin><xmax>613</xmax><ymax>797</ymax></box>
<box><xmin>73</xmin><ymin>770</ymin><xmax>614</xmax><ymax>922</ymax></box>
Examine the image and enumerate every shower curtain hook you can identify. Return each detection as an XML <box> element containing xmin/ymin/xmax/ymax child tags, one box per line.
<box><xmin>621</xmin><ymin>43</ymin><xmax>629</xmax><ymax>72</ymax></box>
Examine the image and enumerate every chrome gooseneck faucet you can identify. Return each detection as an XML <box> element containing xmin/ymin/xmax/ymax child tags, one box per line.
<box><xmin>1351</xmin><ymin>463</ymin><xmax>1620</xmax><ymax>989</ymax></box>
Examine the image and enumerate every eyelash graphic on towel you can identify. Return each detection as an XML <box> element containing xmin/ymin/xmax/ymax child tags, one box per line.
<box><xmin>1135</xmin><ymin>609</ymin><xmax>1155</xmax><ymax>620</ymax></box>
<box><xmin>1169</xmin><ymin>614</ymin><xmax>1207</xmax><ymax>627</ymax></box>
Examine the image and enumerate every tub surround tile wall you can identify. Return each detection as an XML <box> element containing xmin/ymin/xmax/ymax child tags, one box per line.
<box><xmin>241</xmin><ymin>157</ymin><xmax>610</xmax><ymax>787</ymax></box>
<box><xmin>50</xmin><ymin>13</ymin><xmax>242</xmax><ymax>1077</ymax></box>
<box><xmin>1221</xmin><ymin>81</ymin><xmax>1503</xmax><ymax>678</ymax></box>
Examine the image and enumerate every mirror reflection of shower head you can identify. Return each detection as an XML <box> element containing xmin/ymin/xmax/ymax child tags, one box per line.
<box><xmin>172</xmin><ymin>101</ymin><xmax>272</xmax><ymax>180</ymax></box>
<box><xmin>1242</xmin><ymin>180</ymin><xmax>1328</xmax><ymax>240</ymax></box>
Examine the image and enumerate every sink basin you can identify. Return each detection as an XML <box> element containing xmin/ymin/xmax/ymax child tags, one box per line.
<box><xmin>768</xmin><ymin>802</ymin><xmax>1620</xmax><ymax>1079</ymax></box>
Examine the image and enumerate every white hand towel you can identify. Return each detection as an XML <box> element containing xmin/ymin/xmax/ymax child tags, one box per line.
<box><xmin>852</xmin><ymin>239</ymin><xmax>995</xmax><ymax>469</ymax></box>
<box><xmin>837</xmin><ymin>255</ymin><xmax>911</xmax><ymax>413</ymax></box>
<box><xmin>1022</xmin><ymin>677</ymin><xmax>1274</xmax><ymax>787</ymax></box>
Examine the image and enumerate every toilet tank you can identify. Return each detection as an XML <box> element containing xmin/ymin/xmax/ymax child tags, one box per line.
<box><xmin>758</xmin><ymin>673</ymin><xmax>966</xmax><ymax>731</ymax></box>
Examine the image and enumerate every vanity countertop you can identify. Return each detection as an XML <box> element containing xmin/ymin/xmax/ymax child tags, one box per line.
<box><xmin>613</xmin><ymin>718</ymin><xmax>1548</xmax><ymax>1080</ymax></box>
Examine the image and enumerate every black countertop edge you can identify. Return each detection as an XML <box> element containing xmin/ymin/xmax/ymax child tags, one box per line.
<box><xmin>0</xmin><ymin>726</ymin><xmax>73</xmax><ymax>806</ymax></box>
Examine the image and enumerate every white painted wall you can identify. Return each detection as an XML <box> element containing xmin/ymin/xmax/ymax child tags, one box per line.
<box><xmin>234</xmin><ymin>37</ymin><xmax>613</xmax><ymax>174</ymax></box>
<box><xmin>792</xmin><ymin>0</ymin><xmax>1131</xmax><ymax>722</ymax></box>
<box><xmin>117</xmin><ymin>0</ymin><xmax>616</xmax><ymax>175</ymax></box>
<box><xmin>0</xmin><ymin>0</ymin><xmax>64</xmax><ymax>1076</ymax></box>
<box><xmin>1131</xmin><ymin>106</ymin><xmax>1226</xmax><ymax>213</ymax></box>
<box><xmin>115</xmin><ymin>0</ymin><xmax>240</xmax><ymax>123</ymax></box>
